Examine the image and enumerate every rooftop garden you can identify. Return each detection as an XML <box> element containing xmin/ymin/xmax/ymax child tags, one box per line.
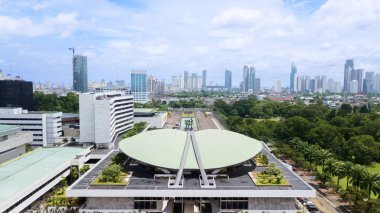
<box><xmin>253</xmin><ymin>153</ymin><xmax>269</xmax><ymax>167</ymax></box>
<box><xmin>122</xmin><ymin>122</ymin><xmax>147</xmax><ymax>138</ymax></box>
<box><xmin>92</xmin><ymin>153</ymin><xmax>131</xmax><ymax>186</ymax></box>
<box><xmin>250</xmin><ymin>163</ymin><xmax>290</xmax><ymax>186</ymax></box>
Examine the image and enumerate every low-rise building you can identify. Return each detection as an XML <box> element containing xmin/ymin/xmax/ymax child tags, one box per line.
<box><xmin>0</xmin><ymin>147</ymin><xmax>90</xmax><ymax>213</ymax></box>
<box><xmin>134</xmin><ymin>108</ymin><xmax>167</xmax><ymax>128</ymax></box>
<box><xmin>0</xmin><ymin>125</ymin><xmax>33</xmax><ymax>163</ymax></box>
<box><xmin>0</xmin><ymin>108</ymin><xmax>62</xmax><ymax>146</ymax></box>
<box><xmin>79</xmin><ymin>92</ymin><xmax>134</xmax><ymax>148</ymax></box>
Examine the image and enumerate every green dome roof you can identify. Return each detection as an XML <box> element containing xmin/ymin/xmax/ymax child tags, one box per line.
<box><xmin>119</xmin><ymin>129</ymin><xmax>263</xmax><ymax>170</ymax></box>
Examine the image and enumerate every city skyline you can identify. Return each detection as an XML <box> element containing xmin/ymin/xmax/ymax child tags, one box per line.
<box><xmin>0</xmin><ymin>0</ymin><xmax>380</xmax><ymax>87</ymax></box>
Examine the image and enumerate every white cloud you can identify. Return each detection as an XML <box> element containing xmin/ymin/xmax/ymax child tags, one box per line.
<box><xmin>1</xmin><ymin>0</ymin><xmax>380</xmax><ymax>87</ymax></box>
<box><xmin>0</xmin><ymin>12</ymin><xmax>79</xmax><ymax>38</ymax></box>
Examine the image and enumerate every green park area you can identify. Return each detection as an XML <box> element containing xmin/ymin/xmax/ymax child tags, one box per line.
<box><xmin>213</xmin><ymin>97</ymin><xmax>380</xmax><ymax>209</ymax></box>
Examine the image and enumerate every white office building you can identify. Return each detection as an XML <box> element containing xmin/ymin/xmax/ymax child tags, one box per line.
<box><xmin>0</xmin><ymin>108</ymin><xmax>62</xmax><ymax>146</ymax></box>
<box><xmin>79</xmin><ymin>92</ymin><xmax>134</xmax><ymax>148</ymax></box>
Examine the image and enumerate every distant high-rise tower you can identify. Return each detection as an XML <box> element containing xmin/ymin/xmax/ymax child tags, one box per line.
<box><xmin>275</xmin><ymin>80</ymin><xmax>281</xmax><ymax>92</ymax></box>
<box><xmin>202</xmin><ymin>70</ymin><xmax>207</xmax><ymax>89</ymax></box>
<box><xmin>225</xmin><ymin>70</ymin><xmax>232</xmax><ymax>91</ymax></box>
<box><xmin>290</xmin><ymin>62</ymin><xmax>297</xmax><ymax>92</ymax></box>
<box><xmin>242</xmin><ymin>66</ymin><xmax>256</xmax><ymax>92</ymax></box>
<box><xmin>344</xmin><ymin>59</ymin><xmax>354</xmax><ymax>92</ymax></box>
<box><xmin>184</xmin><ymin>71</ymin><xmax>189</xmax><ymax>90</ymax></box>
<box><xmin>131</xmin><ymin>70</ymin><xmax>148</xmax><ymax>103</ymax></box>
<box><xmin>73</xmin><ymin>55</ymin><xmax>88</xmax><ymax>93</ymax></box>
<box><xmin>191</xmin><ymin>73</ymin><xmax>198</xmax><ymax>90</ymax></box>
<box><xmin>356</xmin><ymin>69</ymin><xmax>363</xmax><ymax>93</ymax></box>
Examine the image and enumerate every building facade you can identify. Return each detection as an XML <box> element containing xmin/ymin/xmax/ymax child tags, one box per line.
<box><xmin>0</xmin><ymin>125</ymin><xmax>33</xmax><ymax>163</ymax></box>
<box><xmin>225</xmin><ymin>70</ymin><xmax>232</xmax><ymax>91</ymax></box>
<box><xmin>242</xmin><ymin>66</ymin><xmax>256</xmax><ymax>92</ymax></box>
<box><xmin>79</xmin><ymin>92</ymin><xmax>134</xmax><ymax>148</ymax></box>
<box><xmin>290</xmin><ymin>62</ymin><xmax>297</xmax><ymax>92</ymax></box>
<box><xmin>202</xmin><ymin>70</ymin><xmax>207</xmax><ymax>89</ymax></box>
<box><xmin>131</xmin><ymin>70</ymin><xmax>148</xmax><ymax>103</ymax></box>
<box><xmin>73</xmin><ymin>55</ymin><xmax>88</xmax><ymax>93</ymax></box>
<box><xmin>0</xmin><ymin>80</ymin><xmax>33</xmax><ymax>110</ymax></box>
<box><xmin>0</xmin><ymin>108</ymin><xmax>62</xmax><ymax>146</ymax></box>
<box><xmin>344</xmin><ymin>59</ymin><xmax>354</xmax><ymax>93</ymax></box>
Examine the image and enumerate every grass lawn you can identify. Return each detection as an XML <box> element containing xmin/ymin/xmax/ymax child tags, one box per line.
<box><xmin>316</xmin><ymin>163</ymin><xmax>380</xmax><ymax>198</ymax></box>
<box><xmin>254</xmin><ymin>117</ymin><xmax>281</xmax><ymax>122</ymax></box>
<box><xmin>249</xmin><ymin>172</ymin><xmax>291</xmax><ymax>186</ymax></box>
<box><xmin>92</xmin><ymin>172</ymin><xmax>128</xmax><ymax>186</ymax></box>
<box><xmin>366</xmin><ymin>162</ymin><xmax>380</xmax><ymax>175</ymax></box>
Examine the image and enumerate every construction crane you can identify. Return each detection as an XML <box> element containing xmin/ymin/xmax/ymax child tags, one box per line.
<box><xmin>68</xmin><ymin>46</ymin><xmax>94</xmax><ymax>58</ymax></box>
<box><xmin>68</xmin><ymin>46</ymin><xmax>75</xmax><ymax>58</ymax></box>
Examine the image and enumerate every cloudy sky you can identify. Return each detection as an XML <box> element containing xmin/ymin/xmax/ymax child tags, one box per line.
<box><xmin>0</xmin><ymin>0</ymin><xmax>380</xmax><ymax>88</ymax></box>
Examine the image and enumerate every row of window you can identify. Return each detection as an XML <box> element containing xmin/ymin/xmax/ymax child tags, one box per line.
<box><xmin>134</xmin><ymin>201</ymin><xmax>157</xmax><ymax>210</ymax></box>
<box><xmin>0</xmin><ymin>123</ymin><xmax>42</xmax><ymax>126</ymax></box>
<box><xmin>220</xmin><ymin>201</ymin><xmax>248</xmax><ymax>210</ymax></box>
<box><xmin>0</xmin><ymin>118</ymin><xmax>42</xmax><ymax>121</ymax></box>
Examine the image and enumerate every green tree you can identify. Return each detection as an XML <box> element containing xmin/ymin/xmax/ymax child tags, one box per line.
<box><xmin>345</xmin><ymin>135</ymin><xmax>380</xmax><ymax>164</ymax></box>
<box><xmin>316</xmin><ymin>149</ymin><xmax>333</xmax><ymax>171</ymax></box>
<box><xmin>338</xmin><ymin>103</ymin><xmax>353</xmax><ymax>116</ymax></box>
<box><xmin>80</xmin><ymin>164</ymin><xmax>90</xmax><ymax>174</ymax></box>
<box><xmin>317</xmin><ymin>172</ymin><xmax>332</xmax><ymax>186</ymax></box>
<box><xmin>350</xmin><ymin>164</ymin><xmax>366</xmax><ymax>188</ymax></box>
<box><xmin>361</xmin><ymin>172</ymin><xmax>380</xmax><ymax>197</ymax></box>
<box><xmin>100</xmin><ymin>164</ymin><xmax>122</xmax><ymax>182</ymax></box>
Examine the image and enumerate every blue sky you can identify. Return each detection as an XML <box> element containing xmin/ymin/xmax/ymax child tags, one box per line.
<box><xmin>0</xmin><ymin>0</ymin><xmax>380</xmax><ymax>87</ymax></box>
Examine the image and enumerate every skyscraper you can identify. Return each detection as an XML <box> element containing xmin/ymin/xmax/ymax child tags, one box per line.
<box><xmin>356</xmin><ymin>69</ymin><xmax>363</xmax><ymax>93</ymax></box>
<box><xmin>364</xmin><ymin>71</ymin><xmax>375</xmax><ymax>93</ymax></box>
<box><xmin>290</xmin><ymin>62</ymin><xmax>297</xmax><ymax>92</ymax></box>
<box><xmin>242</xmin><ymin>66</ymin><xmax>255</xmax><ymax>92</ymax></box>
<box><xmin>275</xmin><ymin>80</ymin><xmax>281</xmax><ymax>92</ymax></box>
<box><xmin>73</xmin><ymin>55</ymin><xmax>88</xmax><ymax>93</ymax></box>
<box><xmin>191</xmin><ymin>73</ymin><xmax>198</xmax><ymax>90</ymax></box>
<box><xmin>202</xmin><ymin>70</ymin><xmax>207</xmax><ymax>89</ymax></box>
<box><xmin>327</xmin><ymin>79</ymin><xmax>335</xmax><ymax>93</ymax></box>
<box><xmin>184</xmin><ymin>71</ymin><xmax>189</xmax><ymax>90</ymax></box>
<box><xmin>254</xmin><ymin>78</ymin><xmax>261</xmax><ymax>92</ymax></box>
<box><xmin>131</xmin><ymin>70</ymin><xmax>148</xmax><ymax>103</ymax></box>
<box><xmin>243</xmin><ymin>65</ymin><xmax>249</xmax><ymax>92</ymax></box>
<box><xmin>225</xmin><ymin>70</ymin><xmax>232</xmax><ymax>91</ymax></box>
<box><xmin>344</xmin><ymin>59</ymin><xmax>354</xmax><ymax>92</ymax></box>
<box><xmin>350</xmin><ymin>80</ymin><xmax>358</xmax><ymax>94</ymax></box>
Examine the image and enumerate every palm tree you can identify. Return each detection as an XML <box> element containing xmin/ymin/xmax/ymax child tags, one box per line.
<box><xmin>315</xmin><ymin>149</ymin><xmax>333</xmax><ymax>171</ymax></box>
<box><xmin>342</xmin><ymin>161</ymin><xmax>354</xmax><ymax>189</ymax></box>
<box><xmin>323</xmin><ymin>158</ymin><xmax>337</xmax><ymax>174</ymax></box>
<box><xmin>361</xmin><ymin>172</ymin><xmax>380</xmax><ymax>197</ymax></box>
<box><xmin>350</xmin><ymin>164</ymin><xmax>366</xmax><ymax>188</ymax></box>
<box><xmin>333</xmin><ymin>161</ymin><xmax>345</xmax><ymax>186</ymax></box>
